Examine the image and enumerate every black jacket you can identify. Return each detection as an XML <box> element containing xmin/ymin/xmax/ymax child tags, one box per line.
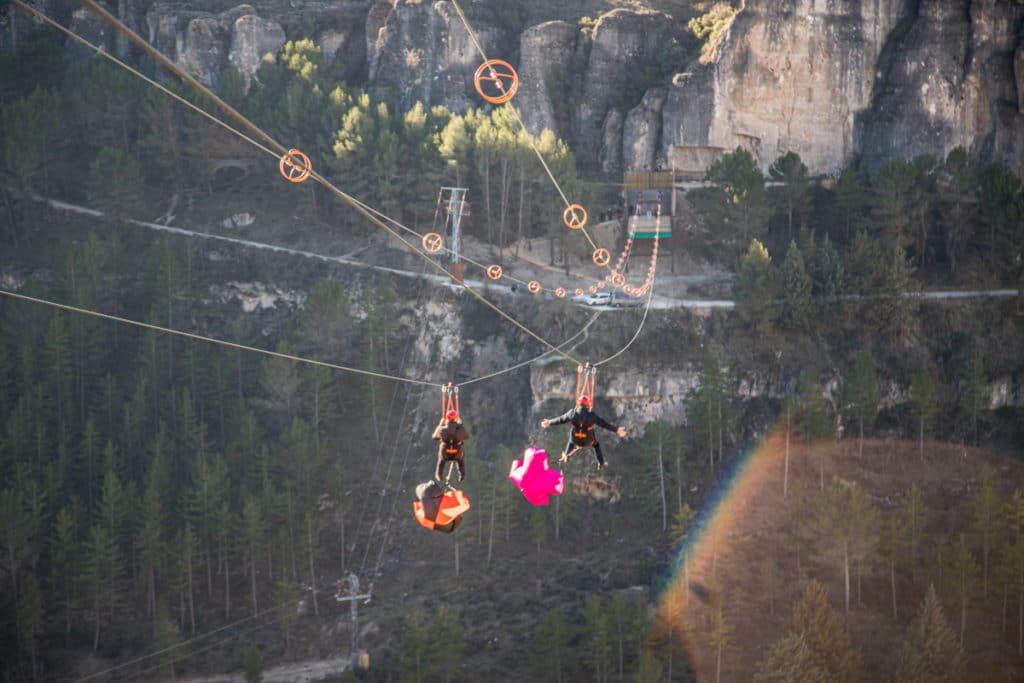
<box><xmin>547</xmin><ymin>407</ymin><xmax>617</xmax><ymax>443</ymax></box>
<box><xmin>433</xmin><ymin>421</ymin><xmax>469</xmax><ymax>447</ymax></box>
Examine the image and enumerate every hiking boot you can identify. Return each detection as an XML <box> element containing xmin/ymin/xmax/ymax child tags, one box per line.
<box><xmin>597</xmin><ymin>461</ymin><xmax>606</xmax><ymax>471</ymax></box>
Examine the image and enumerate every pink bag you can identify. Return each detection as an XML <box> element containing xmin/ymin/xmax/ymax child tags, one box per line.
<box><xmin>509</xmin><ymin>447</ymin><xmax>565</xmax><ymax>506</ymax></box>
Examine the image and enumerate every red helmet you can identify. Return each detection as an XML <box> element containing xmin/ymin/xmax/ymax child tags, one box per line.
<box><xmin>578</xmin><ymin>395</ymin><xmax>591</xmax><ymax>407</ymax></box>
<box><xmin>446</xmin><ymin>410</ymin><xmax>458</xmax><ymax>420</ymax></box>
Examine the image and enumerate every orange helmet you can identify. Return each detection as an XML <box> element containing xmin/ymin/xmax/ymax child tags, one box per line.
<box><xmin>446</xmin><ymin>410</ymin><xmax>459</xmax><ymax>420</ymax></box>
<box><xmin>578</xmin><ymin>395</ymin><xmax>591</xmax><ymax>407</ymax></box>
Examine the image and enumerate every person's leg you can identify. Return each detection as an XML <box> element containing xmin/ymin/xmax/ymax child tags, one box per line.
<box><xmin>593</xmin><ymin>440</ymin><xmax>606</xmax><ymax>469</ymax></box>
<box><xmin>561</xmin><ymin>439</ymin><xmax>579</xmax><ymax>462</ymax></box>
<box><xmin>435</xmin><ymin>445</ymin><xmax>447</xmax><ymax>480</ymax></box>
<box><xmin>456</xmin><ymin>453</ymin><xmax>465</xmax><ymax>481</ymax></box>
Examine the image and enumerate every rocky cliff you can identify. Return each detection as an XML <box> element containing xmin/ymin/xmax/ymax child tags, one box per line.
<box><xmin>5</xmin><ymin>0</ymin><xmax>1022</xmax><ymax>174</ymax></box>
<box><xmin>659</xmin><ymin>0</ymin><xmax>1023</xmax><ymax>175</ymax></box>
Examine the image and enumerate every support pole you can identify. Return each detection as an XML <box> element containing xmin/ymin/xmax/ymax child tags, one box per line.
<box><xmin>440</xmin><ymin>187</ymin><xmax>468</xmax><ymax>283</ymax></box>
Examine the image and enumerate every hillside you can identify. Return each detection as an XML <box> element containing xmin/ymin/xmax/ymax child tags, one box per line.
<box><xmin>1</xmin><ymin>1</ymin><xmax>1023</xmax><ymax>681</ymax></box>
<box><xmin>675</xmin><ymin>435</ymin><xmax>1024</xmax><ymax>682</ymax></box>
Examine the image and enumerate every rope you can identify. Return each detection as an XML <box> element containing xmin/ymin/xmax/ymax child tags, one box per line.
<box><xmin>67</xmin><ymin>573</ymin><xmax>346</xmax><ymax>683</ymax></box>
<box><xmin>59</xmin><ymin>0</ymin><xmax>578</xmax><ymax>365</ymax></box>
<box><xmin>367</xmin><ymin>385</ymin><xmax>424</xmax><ymax>577</ymax></box>
<box><xmin>12</xmin><ymin>0</ymin><xmax>282</xmax><ymax>160</ymax></box>
<box><xmin>461</xmin><ymin>311</ymin><xmax>600</xmax><ymax>386</ymax></box>
<box><xmin>0</xmin><ymin>289</ymin><xmax>440</xmax><ymax>387</ymax></box>
<box><xmin>351</xmin><ymin>263</ymin><xmax>432</xmax><ymax>571</ymax></box>
<box><xmin>448</xmin><ymin>0</ymin><xmax>607</xmax><ymax>262</ymax></box>
<box><xmin>21</xmin><ymin>0</ymin><xmax>603</xmax><ymax>292</ymax></box>
<box><xmin>593</xmin><ymin>235</ymin><xmax>660</xmax><ymax>368</ymax></box>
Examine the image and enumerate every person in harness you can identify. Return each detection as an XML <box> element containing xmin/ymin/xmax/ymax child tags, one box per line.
<box><xmin>433</xmin><ymin>409</ymin><xmax>469</xmax><ymax>482</ymax></box>
<box><xmin>540</xmin><ymin>395</ymin><xmax>626</xmax><ymax>470</ymax></box>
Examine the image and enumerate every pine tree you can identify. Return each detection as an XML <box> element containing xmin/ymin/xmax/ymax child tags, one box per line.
<box><xmin>17</xmin><ymin>573</ymin><xmax>44</xmax><ymax>678</ymax></box>
<box><xmin>705</xmin><ymin>594</ymin><xmax>735</xmax><ymax>683</ymax></box>
<box><xmin>907</xmin><ymin>155</ymin><xmax>938</xmax><ymax>267</ymax></box>
<box><xmin>875</xmin><ymin>244</ymin><xmax>921</xmax><ymax>343</ymax></box>
<box><xmin>1</xmin><ymin>86</ymin><xmax>62</xmax><ymax>195</ymax></box>
<box><xmin>780</xmin><ymin>241</ymin><xmax>813</xmax><ymax>329</ymax></box>
<box><xmin>398</xmin><ymin>607</ymin><xmax>429</xmax><ymax>683</ymax></box>
<box><xmin>243</xmin><ymin>643</ymin><xmax>264</xmax><ymax>683</ymax></box>
<box><xmin>943</xmin><ymin>533</ymin><xmax>980</xmax><ymax>648</ymax></box>
<box><xmin>872</xmin><ymin>158</ymin><xmax>916</xmax><ymax>250</ymax></box>
<box><xmin>274</xmin><ymin>580</ymin><xmax>302</xmax><ymax>655</ymax></box>
<box><xmin>909</xmin><ymin>366</ymin><xmax>937</xmax><ymax>459</ymax></box>
<box><xmin>880</xmin><ymin>507</ymin><xmax>911</xmax><ymax>618</ymax></box>
<box><xmin>977</xmin><ymin>161</ymin><xmax>1024</xmax><ymax>275</ymax></box>
<box><xmin>86</xmin><ymin>146</ymin><xmax>145</xmax><ymax>217</ymax></box>
<box><xmin>811</xmin><ymin>234</ymin><xmax>847</xmax><ymax>324</ymax></box>
<box><xmin>686</xmin><ymin>349</ymin><xmax>728</xmax><ymax>474</ymax></box>
<box><xmin>1001</xmin><ymin>537</ymin><xmax>1024</xmax><ymax>655</ymax></box>
<box><xmin>153</xmin><ymin>599</ymin><xmax>184</xmax><ymax>678</ymax></box>
<box><xmin>84</xmin><ymin>522</ymin><xmax>122</xmax><ymax>651</ymax></box>
<box><xmin>755</xmin><ymin>579</ymin><xmax>859</xmax><ymax>683</ymax></box>
<box><xmin>969</xmin><ymin>464</ymin><xmax>1005</xmax><ymax>600</ymax></box>
<box><xmin>958</xmin><ymin>351</ymin><xmax>988</xmax><ymax>445</ymax></box>
<box><xmin>888</xmin><ymin>584</ymin><xmax>963</xmax><ymax>683</ymax></box>
<box><xmin>704</xmin><ymin>147</ymin><xmax>770</xmax><ymax>247</ymax></box>
<box><xmin>50</xmin><ymin>505</ymin><xmax>79</xmax><ymax>635</ymax></box>
<box><xmin>428</xmin><ymin>605</ymin><xmax>464</xmax><ymax>683</ymax></box>
<box><xmin>901</xmin><ymin>483</ymin><xmax>927</xmax><ymax>584</ymax></box>
<box><xmin>529</xmin><ymin>607</ymin><xmax>570</xmax><ymax>683</ymax></box>
<box><xmin>755</xmin><ymin>634</ymin><xmax>828</xmax><ymax>683</ymax></box>
<box><xmin>582</xmin><ymin>594</ymin><xmax>612</xmax><ymax>683</ymax></box>
<box><xmin>939</xmin><ymin>147</ymin><xmax>977</xmax><ymax>275</ymax></box>
<box><xmin>176</xmin><ymin>522</ymin><xmax>199</xmax><ymax>635</ymax></box>
<box><xmin>841</xmin><ymin>350</ymin><xmax>879</xmax><ymax>458</ymax></box>
<box><xmin>835</xmin><ymin>168</ymin><xmax>867</xmax><ymax>241</ymax></box>
<box><xmin>769</xmin><ymin>152</ymin><xmax>811</xmax><ymax>242</ymax></box>
<box><xmin>734</xmin><ymin>239</ymin><xmax>780</xmax><ymax>330</ymax></box>
<box><xmin>243</xmin><ymin>496</ymin><xmax>265</xmax><ymax>614</ymax></box>
<box><xmin>811</xmin><ymin>478</ymin><xmax>879</xmax><ymax>615</ymax></box>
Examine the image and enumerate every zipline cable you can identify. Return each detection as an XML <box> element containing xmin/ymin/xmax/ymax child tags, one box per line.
<box><xmin>0</xmin><ymin>289</ymin><xmax>440</xmax><ymax>387</ymax></box>
<box><xmin>12</xmin><ymin>0</ymin><xmax>648</xmax><ymax>384</ymax></box>
<box><xmin>65</xmin><ymin>568</ymin><xmax>347</xmax><ymax>683</ymax></box>
<box><xmin>448</xmin><ymin>0</ymin><xmax>606</xmax><ymax>258</ymax></box>
<box><xmin>352</xmin><ymin>262</ymin><xmax>432</xmax><ymax>569</ymax></box>
<box><xmin>16</xmin><ymin>0</ymin><xmax>596</xmax><ymax>303</ymax></box>
<box><xmin>593</xmin><ymin>234</ymin><xmax>660</xmax><ymax>367</ymax></box>
<box><xmin>67</xmin><ymin>0</ymin><xmax>579</xmax><ymax>366</ymax></box>
<box><xmin>461</xmin><ymin>311</ymin><xmax>600</xmax><ymax>386</ymax></box>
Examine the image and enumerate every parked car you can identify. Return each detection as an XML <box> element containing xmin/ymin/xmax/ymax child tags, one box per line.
<box><xmin>582</xmin><ymin>292</ymin><xmax>612</xmax><ymax>306</ymax></box>
<box><xmin>609</xmin><ymin>291</ymin><xmax>644</xmax><ymax>307</ymax></box>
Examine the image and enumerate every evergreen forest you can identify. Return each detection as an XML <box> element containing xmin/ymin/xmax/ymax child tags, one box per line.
<box><xmin>1</xmin><ymin>16</ymin><xmax>1024</xmax><ymax>683</ymax></box>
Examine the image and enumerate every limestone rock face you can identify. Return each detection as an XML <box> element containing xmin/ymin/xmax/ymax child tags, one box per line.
<box><xmin>573</xmin><ymin>9</ymin><xmax>674</xmax><ymax>166</ymax></box>
<box><xmin>2</xmin><ymin>0</ymin><xmax>71</xmax><ymax>55</ymax></box>
<box><xmin>229</xmin><ymin>14</ymin><xmax>285</xmax><ymax>87</ymax></box>
<box><xmin>659</xmin><ymin>68</ymin><xmax>717</xmax><ymax>154</ymax></box>
<box><xmin>143</xmin><ymin>2</ymin><xmax>363</xmax><ymax>91</ymax></box>
<box><xmin>307</xmin><ymin>2</ymin><xmax>369</xmax><ymax>81</ymax></box>
<box><xmin>659</xmin><ymin>0</ymin><xmax>1022</xmax><ymax>175</ymax></box>
<box><xmin>517</xmin><ymin>20</ymin><xmax>580</xmax><ymax>139</ymax></box>
<box><xmin>531</xmin><ymin>364</ymin><xmax>701</xmax><ymax>435</ymax></box>
<box><xmin>367</xmin><ymin>0</ymin><xmax>512</xmax><ymax>115</ymax></box>
<box><xmin>67</xmin><ymin>5</ymin><xmax>117</xmax><ymax>58</ymax></box>
<box><xmin>179</xmin><ymin>14</ymin><xmax>233</xmax><ymax>88</ymax></box>
<box><xmin>622</xmin><ymin>87</ymin><xmax>667</xmax><ymax>171</ymax></box>
<box><xmin>145</xmin><ymin>4</ymin><xmax>256</xmax><ymax>89</ymax></box>
<box><xmin>667</xmin><ymin>0</ymin><xmax>909</xmax><ymax>175</ymax></box>
<box><xmin>857</xmin><ymin>0</ymin><xmax>1024</xmax><ymax>173</ymax></box>
<box><xmin>599</xmin><ymin>109</ymin><xmax>624</xmax><ymax>174</ymax></box>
